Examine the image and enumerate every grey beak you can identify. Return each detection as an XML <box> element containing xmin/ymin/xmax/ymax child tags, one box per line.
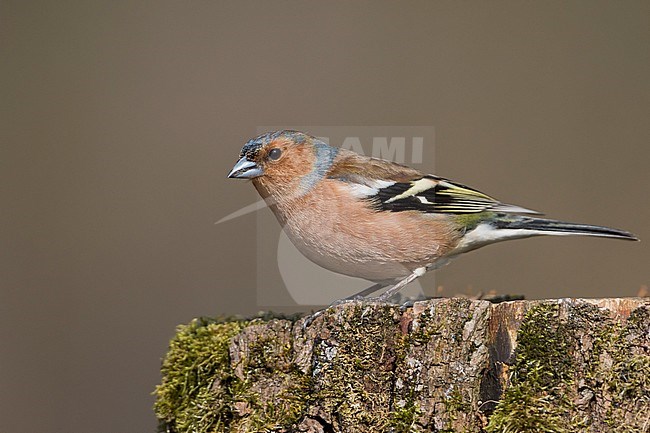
<box><xmin>228</xmin><ymin>157</ymin><xmax>263</xmax><ymax>179</ymax></box>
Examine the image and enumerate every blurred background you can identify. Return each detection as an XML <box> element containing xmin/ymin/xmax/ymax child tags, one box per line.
<box><xmin>2</xmin><ymin>1</ymin><xmax>648</xmax><ymax>432</ymax></box>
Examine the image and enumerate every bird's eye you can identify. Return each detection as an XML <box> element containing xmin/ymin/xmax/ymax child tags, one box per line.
<box><xmin>268</xmin><ymin>148</ymin><xmax>282</xmax><ymax>160</ymax></box>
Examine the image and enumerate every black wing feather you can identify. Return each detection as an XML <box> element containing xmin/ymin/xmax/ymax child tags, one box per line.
<box><xmin>368</xmin><ymin>175</ymin><xmax>534</xmax><ymax>215</ymax></box>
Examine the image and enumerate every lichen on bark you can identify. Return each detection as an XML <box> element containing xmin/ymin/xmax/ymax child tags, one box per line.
<box><xmin>154</xmin><ymin>298</ymin><xmax>650</xmax><ymax>433</ymax></box>
<box><xmin>487</xmin><ymin>300</ymin><xmax>650</xmax><ymax>432</ymax></box>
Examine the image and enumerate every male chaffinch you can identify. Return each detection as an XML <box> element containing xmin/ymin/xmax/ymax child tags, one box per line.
<box><xmin>228</xmin><ymin>130</ymin><xmax>638</xmax><ymax>301</ymax></box>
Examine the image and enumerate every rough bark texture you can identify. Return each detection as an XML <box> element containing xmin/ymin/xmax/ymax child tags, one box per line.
<box><xmin>154</xmin><ymin>298</ymin><xmax>650</xmax><ymax>433</ymax></box>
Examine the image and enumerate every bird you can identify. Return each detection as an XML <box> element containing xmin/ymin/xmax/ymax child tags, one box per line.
<box><xmin>228</xmin><ymin>130</ymin><xmax>638</xmax><ymax>302</ymax></box>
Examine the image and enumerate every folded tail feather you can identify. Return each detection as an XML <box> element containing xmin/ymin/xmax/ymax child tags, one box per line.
<box><xmin>494</xmin><ymin>217</ymin><xmax>639</xmax><ymax>241</ymax></box>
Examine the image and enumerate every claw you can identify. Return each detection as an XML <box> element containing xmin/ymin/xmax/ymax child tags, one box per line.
<box><xmin>301</xmin><ymin>298</ymin><xmax>366</xmax><ymax>329</ymax></box>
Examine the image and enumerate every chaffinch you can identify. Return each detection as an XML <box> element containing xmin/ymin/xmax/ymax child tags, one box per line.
<box><xmin>228</xmin><ymin>130</ymin><xmax>638</xmax><ymax>301</ymax></box>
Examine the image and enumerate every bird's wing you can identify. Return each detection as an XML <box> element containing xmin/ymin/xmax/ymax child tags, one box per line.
<box><xmin>369</xmin><ymin>176</ymin><xmax>540</xmax><ymax>214</ymax></box>
<box><xmin>328</xmin><ymin>150</ymin><xmax>539</xmax><ymax>215</ymax></box>
<box><xmin>327</xmin><ymin>148</ymin><xmax>424</xmax><ymax>184</ymax></box>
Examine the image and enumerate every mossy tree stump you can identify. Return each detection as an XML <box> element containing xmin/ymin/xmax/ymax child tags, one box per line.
<box><xmin>154</xmin><ymin>298</ymin><xmax>650</xmax><ymax>433</ymax></box>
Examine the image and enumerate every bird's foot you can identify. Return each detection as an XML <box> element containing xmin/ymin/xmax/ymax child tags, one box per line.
<box><xmin>301</xmin><ymin>296</ymin><xmax>366</xmax><ymax>329</ymax></box>
<box><xmin>301</xmin><ymin>294</ymin><xmax>426</xmax><ymax>329</ymax></box>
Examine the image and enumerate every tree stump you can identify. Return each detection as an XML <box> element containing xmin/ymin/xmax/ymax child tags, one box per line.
<box><xmin>154</xmin><ymin>298</ymin><xmax>650</xmax><ymax>432</ymax></box>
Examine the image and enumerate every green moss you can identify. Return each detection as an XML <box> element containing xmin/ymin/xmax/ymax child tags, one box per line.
<box><xmin>607</xmin><ymin>353</ymin><xmax>650</xmax><ymax>398</ymax></box>
<box><xmin>486</xmin><ymin>302</ymin><xmax>650</xmax><ymax>433</ymax></box>
<box><xmin>600</xmin><ymin>307</ymin><xmax>650</xmax><ymax>432</ymax></box>
<box><xmin>229</xmin><ymin>320</ymin><xmax>312</xmax><ymax>432</ymax></box>
<box><xmin>154</xmin><ymin>315</ymin><xmax>313</xmax><ymax>433</ymax></box>
<box><xmin>154</xmin><ymin>317</ymin><xmax>247</xmax><ymax>433</ymax></box>
<box><xmin>486</xmin><ymin>303</ymin><xmax>574</xmax><ymax>433</ymax></box>
<box><xmin>440</xmin><ymin>388</ymin><xmax>473</xmax><ymax>433</ymax></box>
<box><xmin>390</xmin><ymin>343</ymin><xmax>423</xmax><ymax>433</ymax></box>
<box><xmin>314</xmin><ymin>304</ymin><xmax>403</xmax><ymax>431</ymax></box>
<box><xmin>389</xmin><ymin>400</ymin><xmax>422</xmax><ymax>433</ymax></box>
<box><xmin>445</xmin><ymin>387</ymin><xmax>471</xmax><ymax>415</ymax></box>
<box><xmin>408</xmin><ymin>304</ymin><xmax>442</xmax><ymax>345</ymax></box>
<box><xmin>229</xmin><ymin>373</ymin><xmax>312</xmax><ymax>432</ymax></box>
<box><xmin>155</xmin><ymin>302</ymin><xmax>648</xmax><ymax>433</ymax></box>
<box><xmin>394</xmin><ymin>298</ymin><xmax>484</xmax><ymax>432</ymax></box>
<box><xmin>153</xmin><ymin>300</ymin><xmax>488</xmax><ymax>432</ymax></box>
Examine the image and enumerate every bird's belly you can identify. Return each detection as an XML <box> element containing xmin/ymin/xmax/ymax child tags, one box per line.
<box><xmin>282</xmin><ymin>221</ymin><xmax>450</xmax><ymax>283</ymax></box>
<box><xmin>291</xmin><ymin>238</ymin><xmax>415</xmax><ymax>282</ymax></box>
<box><xmin>270</xmin><ymin>185</ymin><xmax>461</xmax><ymax>282</ymax></box>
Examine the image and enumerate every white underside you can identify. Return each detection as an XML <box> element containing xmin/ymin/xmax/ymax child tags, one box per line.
<box><xmin>452</xmin><ymin>222</ymin><xmax>574</xmax><ymax>254</ymax></box>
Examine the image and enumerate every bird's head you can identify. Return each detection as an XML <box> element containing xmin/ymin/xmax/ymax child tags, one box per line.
<box><xmin>228</xmin><ymin>130</ymin><xmax>338</xmax><ymax>197</ymax></box>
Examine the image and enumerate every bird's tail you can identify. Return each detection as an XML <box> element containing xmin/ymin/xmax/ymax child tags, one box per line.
<box><xmin>493</xmin><ymin>216</ymin><xmax>639</xmax><ymax>241</ymax></box>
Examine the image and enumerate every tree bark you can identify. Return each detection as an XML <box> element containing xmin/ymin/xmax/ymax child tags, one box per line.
<box><xmin>154</xmin><ymin>298</ymin><xmax>650</xmax><ymax>433</ymax></box>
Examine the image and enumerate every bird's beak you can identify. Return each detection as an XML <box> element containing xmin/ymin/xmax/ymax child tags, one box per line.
<box><xmin>227</xmin><ymin>157</ymin><xmax>263</xmax><ymax>179</ymax></box>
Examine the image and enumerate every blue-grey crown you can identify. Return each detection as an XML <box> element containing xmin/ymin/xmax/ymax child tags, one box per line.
<box><xmin>240</xmin><ymin>130</ymin><xmax>308</xmax><ymax>160</ymax></box>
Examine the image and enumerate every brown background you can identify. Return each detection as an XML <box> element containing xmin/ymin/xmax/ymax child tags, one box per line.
<box><xmin>2</xmin><ymin>1</ymin><xmax>648</xmax><ymax>432</ymax></box>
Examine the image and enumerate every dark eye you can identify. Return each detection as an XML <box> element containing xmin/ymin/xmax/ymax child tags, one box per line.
<box><xmin>268</xmin><ymin>148</ymin><xmax>282</xmax><ymax>160</ymax></box>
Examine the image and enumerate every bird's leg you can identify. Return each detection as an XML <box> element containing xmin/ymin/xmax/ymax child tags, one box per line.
<box><xmin>301</xmin><ymin>282</ymin><xmax>388</xmax><ymax>328</ymax></box>
<box><xmin>302</xmin><ymin>272</ymin><xmax>424</xmax><ymax>328</ymax></box>
<box><xmin>343</xmin><ymin>282</ymin><xmax>389</xmax><ymax>300</ymax></box>
<box><xmin>319</xmin><ymin>282</ymin><xmax>389</xmax><ymax>312</ymax></box>
<box><xmin>373</xmin><ymin>267</ymin><xmax>426</xmax><ymax>303</ymax></box>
